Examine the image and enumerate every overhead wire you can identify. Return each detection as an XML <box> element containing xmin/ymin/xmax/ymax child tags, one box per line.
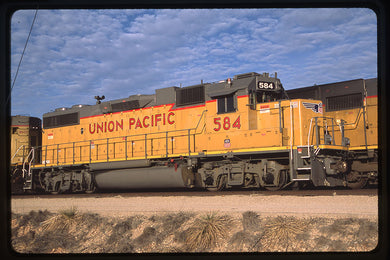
<box><xmin>4</xmin><ymin>6</ymin><xmax>39</xmax><ymax>109</ymax></box>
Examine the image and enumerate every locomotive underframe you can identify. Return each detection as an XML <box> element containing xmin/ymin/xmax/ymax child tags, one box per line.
<box><xmin>28</xmin><ymin>164</ymin><xmax>95</xmax><ymax>194</ymax></box>
<box><xmin>346</xmin><ymin>148</ymin><xmax>378</xmax><ymax>188</ymax></box>
<box><xmin>23</xmin><ymin>146</ymin><xmax>352</xmax><ymax>194</ymax></box>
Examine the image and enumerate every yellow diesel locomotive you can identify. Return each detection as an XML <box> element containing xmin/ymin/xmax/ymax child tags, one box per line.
<box><xmin>10</xmin><ymin>115</ymin><xmax>42</xmax><ymax>193</ymax></box>
<box><xmin>17</xmin><ymin>72</ymin><xmax>359</xmax><ymax>193</ymax></box>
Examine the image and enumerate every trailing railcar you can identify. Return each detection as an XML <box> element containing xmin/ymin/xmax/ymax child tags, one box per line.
<box><xmin>10</xmin><ymin>115</ymin><xmax>42</xmax><ymax>193</ymax></box>
<box><xmin>19</xmin><ymin>72</ymin><xmax>353</xmax><ymax>194</ymax></box>
<box><xmin>287</xmin><ymin>78</ymin><xmax>378</xmax><ymax>188</ymax></box>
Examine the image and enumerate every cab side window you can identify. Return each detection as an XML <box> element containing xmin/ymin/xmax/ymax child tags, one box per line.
<box><xmin>217</xmin><ymin>94</ymin><xmax>235</xmax><ymax>114</ymax></box>
<box><xmin>256</xmin><ymin>91</ymin><xmax>280</xmax><ymax>103</ymax></box>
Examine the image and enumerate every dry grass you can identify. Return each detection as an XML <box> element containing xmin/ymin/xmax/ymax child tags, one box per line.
<box><xmin>41</xmin><ymin>206</ymin><xmax>80</xmax><ymax>233</ymax></box>
<box><xmin>261</xmin><ymin>216</ymin><xmax>307</xmax><ymax>251</ymax></box>
<box><xmin>11</xmin><ymin>210</ymin><xmax>378</xmax><ymax>253</ymax></box>
<box><xmin>185</xmin><ymin>213</ymin><xmax>233</xmax><ymax>251</ymax></box>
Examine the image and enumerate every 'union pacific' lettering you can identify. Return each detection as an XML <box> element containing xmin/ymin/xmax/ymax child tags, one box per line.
<box><xmin>129</xmin><ymin>112</ymin><xmax>175</xmax><ymax>129</ymax></box>
<box><xmin>89</xmin><ymin>119</ymin><xmax>123</xmax><ymax>134</ymax></box>
<box><xmin>88</xmin><ymin>112</ymin><xmax>175</xmax><ymax>134</ymax></box>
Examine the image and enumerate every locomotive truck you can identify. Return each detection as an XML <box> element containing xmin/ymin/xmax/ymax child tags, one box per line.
<box><xmin>12</xmin><ymin>72</ymin><xmax>371</xmax><ymax>193</ymax></box>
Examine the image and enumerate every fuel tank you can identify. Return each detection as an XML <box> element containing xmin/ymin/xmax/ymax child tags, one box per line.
<box><xmin>93</xmin><ymin>165</ymin><xmax>185</xmax><ymax>190</ymax></box>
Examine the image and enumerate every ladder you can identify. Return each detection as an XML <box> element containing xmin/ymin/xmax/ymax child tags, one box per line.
<box><xmin>22</xmin><ymin>147</ymin><xmax>35</xmax><ymax>190</ymax></box>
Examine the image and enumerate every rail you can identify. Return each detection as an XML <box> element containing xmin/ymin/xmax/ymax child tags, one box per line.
<box><xmin>34</xmin><ymin>110</ymin><xmax>207</xmax><ymax>167</ymax></box>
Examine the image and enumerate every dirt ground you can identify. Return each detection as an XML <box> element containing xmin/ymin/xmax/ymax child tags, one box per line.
<box><xmin>11</xmin><ymin>209</ymin><xmax>378</xmax><ymax>253</ymax></box>
<box><xmin>10</xmin><ymin>193</ymin><xmax>378</xmax><ymax>253</ymax></box>
<box><xmin>11</xmin><ymin>193</ymin><xmax>378</xmax><ymax>218</ymax></box>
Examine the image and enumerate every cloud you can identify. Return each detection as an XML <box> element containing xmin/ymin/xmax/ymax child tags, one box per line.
<box><xmin>10</xmin><ymin>8</ymin><xmax>377</xmax><ymax>117</ymax></box>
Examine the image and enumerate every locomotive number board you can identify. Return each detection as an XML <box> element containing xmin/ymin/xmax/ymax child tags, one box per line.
<box><xmin>257</xmin><ymin>81</ymin><xmax>275</xmax><ymax>90</ymax></box>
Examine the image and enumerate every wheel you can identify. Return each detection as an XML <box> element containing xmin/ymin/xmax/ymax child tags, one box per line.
<box><xmin>206</xmin><ymin>175</ymin><xmax>227</xmax><ymax>191</ymax></box>
<box><xmin>346</xmin><ymin>170</ymin><xmax>368</xmax><ymax>189</ymax></box>
<box><xmin>84</xmin><ymin>170</ymin><xmax>97</xmax><ymax>194</ymax></box>
<box><xmin>50</xmin><ymin>181</ymin><xmax>61</xmax><ymax>195</ymax></box>
<box><xmin>85</xmin><ymin>181</ymin><xmax>96</xmax><ymax>194</ymax></box>
<box><xmin>264</xmin><ymin>170</ymin><xmax>288</xmax><ymax>191</ymax></box>
<box><xmin>11</xmin><ymin>167</ymin><xmax>25</xmax><ymax>194</ymax></box>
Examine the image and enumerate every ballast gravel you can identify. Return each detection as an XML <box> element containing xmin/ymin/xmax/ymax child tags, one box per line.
<box><xmin>11</xmin><ymin>193</ymin><xmax>378</xmax><ymax>219</ymax></box>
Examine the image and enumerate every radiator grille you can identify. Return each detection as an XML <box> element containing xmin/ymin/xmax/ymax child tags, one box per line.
<box><xmin>176</xmin><ymin>85</ymin><xmax>205</xmax><ymax>106</ymax></box>
<box><xmin>43</xmin><ymin>112</ymin><xmax>79</xmax><ymax>129</ymax></box>
<box><xmin>111</xmin><ymin>100</ymin><xmax>140</xmax><ymax>112</ymax></box>
<box><xmin>326</xmin><ymin>93</ymin><xmax>363</xmax><ymax>111</ymax></box>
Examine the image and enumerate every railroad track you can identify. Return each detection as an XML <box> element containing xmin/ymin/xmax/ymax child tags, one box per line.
<box><xmin>11</xmin><ymin>186</ymin><xmax>377</xmax><ymax>199</ymax></box>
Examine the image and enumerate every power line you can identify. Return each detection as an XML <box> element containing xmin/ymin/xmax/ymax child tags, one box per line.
<box><xmin>4</xmin><ymin>6</ymin><xmax>39</xmax><ymax>109</ymax></box>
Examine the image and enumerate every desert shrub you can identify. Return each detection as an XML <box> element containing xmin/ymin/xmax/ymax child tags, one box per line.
<box><xmin>78</xmin><ymin>212</ymin><xmax>106</xmax><ymax>229</ymax></box>
<box><xmin>114</xmin><ymin>221</ymin><xmax>133</xmax><ymax>234</ymax></box>
<box><xmin>173</xmin><ymin>230</ymin><xmax>187</xmax><ymax>244</ymax></box>
<box><xmin>295</xmin><ymin>230</ymin><xmax>311</xmax><ymax>241</ymax></box>
<box><xmin>113</xmin><ymin>242</ymin><xmax>134</xmax><ymax>253</ymax></box>
<box><xmin>41</xmin><ymin>206</ymin><xmax>80</xmax><ymax>233</ymax></box>
<box><xmin>185</xmin><ymin>213</ymin><xmax>233</xmax><ymax>251</ymax></box>
<box><xmin>328</xmin><ymin>239</ymin><xmax>348</xmax><ymax>251</ymax></box>
<box><xmin>160</xmin><ymin>212</ymin><xmax>193</xmax><ymax>233</ymax></box>
<box><xmin>107</xmin><ymin>220</ymin><xmax>133</xmax><ymax>245</ymax></box>
<box><xmin>315</xmin><ymin>235</ymin><xmax>333</xmax><ymax>250</ymax></box>
<box><xmin>154</xmin><ymin>212</ymin><xmax>194</xmax><ymax>244</ymax></box>
<box><xmin>30</xmin><ymin>232</ymin><xmax>77</xmax><ymax>253</ymax></box>
<box><xmin>242</xmin><ymin>211</ymin><xmax>261</xmax><ymax>232</ymax></box>
<box><xmin>332</xmin><ymin>218</ymin><xmax>356</xmax><ymax>226</ymax></box>
<box><xmin>14</xmin><ymin>210</ymin><xmax>52</xmax><ymax>229</ymax></box>
<box><xmin>129</xmin><ymin>215</ymin><xmax>146</xmax><ymax>229</ymax></box>
<box><xmin>355</xmin><ymin>220</ymin><xmax>377</xmax><ymax>240</ymax></box>
<box><xmin>261</xmin><ymin>216</ymin><xmax>307</xmax><ymax>251</ymax></box>
<box><xmin>229</xmin><ymin>230</ymin><xmax>258</xmax><ymax>250</ymax></box>
<box><xmin>134</xmin><ymin>226</ymin><xmax>157</xmax><ymax>246</ymax></box>
<box><xmin>315</xmin><ymin>235</ymin><xmax>348</xmax><ymax>251</ymax></box>
<box><xmin>319</xmin><ymin>218</ymin><xmax>357</xmax><ymax>237</ymax></box>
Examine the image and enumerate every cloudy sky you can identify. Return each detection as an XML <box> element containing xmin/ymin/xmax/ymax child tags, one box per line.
<box><xmin>10</xmin><ymin>8</ymin><xmax>377</xmax><ymax>118</ymax></box>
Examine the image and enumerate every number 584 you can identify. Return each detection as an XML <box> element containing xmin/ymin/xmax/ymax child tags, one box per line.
<box><xmin>213</xmin><ymin>116</ymin><xmax>241</xmax><ymax>131</ymax></box>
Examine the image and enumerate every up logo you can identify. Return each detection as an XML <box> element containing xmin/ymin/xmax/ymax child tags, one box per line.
<box><xmin>303</xmin><ymin>102</ymin><xmax>323</xmax><ymax>113</ymax></box>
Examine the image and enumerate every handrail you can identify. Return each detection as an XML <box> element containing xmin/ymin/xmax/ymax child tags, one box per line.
<box><xmin>194</xmin><ymin>109</ymin><xmax>207</xmax><ymax>133</ymax></box>
<box><xmin>306</xmin><ymin>116</ymin><xmax>346</xmax><ymax>157</ymax></box>
<box><xmin>41</xmin><ymin>120</ymin><xmax>206</xmax><ymax>150</ymax></box>
<box><xmin>28</xmin><ymin>148</ymin><xmax>35</xmax><ymax>176</ymax></box>
<box><xmin>22</xmin><ymin>147</ymin><xmax>34</xmax><ymax>178</ymax></box>
<box><xmin>40</xmin><ymin>128</ymin><xmax>199</xmax><ymax>152</ymax></box>
<box><xmin>35</xmin><ymin>109</ymin><xmax>208</xmax><ymax>166</ymax></box>
<box><xmin>11</xmin><ymin>145</ymin><xmax>25</xmax><ymax>162</ymax></box>
<box><xmin>307</xmin><ymin>117</ymin><xmax>314</xmax><ymax>157</ymax></box>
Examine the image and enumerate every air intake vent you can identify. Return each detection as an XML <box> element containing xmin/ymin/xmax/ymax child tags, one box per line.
<box><xmin>43</xmin><ymin>112</ymin><xmax>79</xmax><ymax>129</ymax></box>
<box><xmin>111</xmin><ymin>100</ymin><xmax>140</xmax><ymax>112</ymax></box>
<box><xmin>326</xmin><ymin>93</ymin><xmax>363</xmax><ymax>111</ymax></box>
<box><xmin>176</xmin><ymin>85</ymin><xmax>205</xmax><ymax>107</ymax></box>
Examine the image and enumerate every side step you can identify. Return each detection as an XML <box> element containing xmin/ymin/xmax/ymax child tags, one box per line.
<box><xmin>23</xmin><ymin>179</ymin><xmax>33</xmax><ymax>190</ymax></box>
<box><xmin>297</xmin><ymin>167</ymin><xmax>311</xmax><ymax>171</ymax></box>
<box><xmin>294</xmin><ymin>167</ymin><xmax>311</xmax><ymax>181</ymax></box>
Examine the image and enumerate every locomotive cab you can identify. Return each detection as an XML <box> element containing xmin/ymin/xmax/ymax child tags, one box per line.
<box><xmin>248</xmin><ymin>72</ymin><xmax>288</xmax><ymax>107</ymax></box>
